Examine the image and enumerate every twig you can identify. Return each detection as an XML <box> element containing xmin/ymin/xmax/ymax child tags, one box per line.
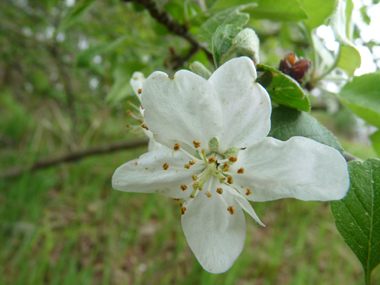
<box><xmin>0</xmin><ymin>139</ymin><xmax>149</xmax><ymax>179</ymax></box>
<box><xmin>125</xmin><ymin>0</ymin><xmax>214</xmax><ymax>67</ymax></box>
<box><xmin>343</xmin><ymin>151</ymin><xmax>363</xmax><ymax>162</ymax></box>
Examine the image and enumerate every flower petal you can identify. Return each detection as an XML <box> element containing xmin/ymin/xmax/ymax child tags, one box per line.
<box><xmin>130</xmin><ymin>72</ymin><xmax>145</xmax><ymax>100</ymax></box>
<box><xmin>181</xmin><ymin>182</ymin><xmax>246</xmax><ymax>273</ymax></box>
<box><xmin>208</xmin><ymin>57</ymin><xmax>271</xmax><ymax>152</ymax></box>
<box><xmin>141</xmin><ymin>70</ymin><xmax>223</xmax><ymax>151</ymax></box>
<box><xmin>225</xmin><ymin>185</ymin><xmax>265</xmax><ymax>226</ymax></box>
<box><xmin>112</xmin><ymin>148</ymin><xmax>203</xmax><ymax>198</ymax></box>
<box><xmin>232</xmin><ymin>137</ymin><xmax>350</xmax><ymax>202</ymax></box>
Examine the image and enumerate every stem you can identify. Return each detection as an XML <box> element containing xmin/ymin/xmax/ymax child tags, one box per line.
<box><xmin>365</xmin><ymin>271</ymin><xmax>372</xmax><ymax>285</ymax></box>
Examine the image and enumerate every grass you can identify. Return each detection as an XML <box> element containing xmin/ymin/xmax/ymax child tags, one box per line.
<box><xmin>1</xmin><ymin>108</ymin><xmax>379</xmax><ymax>284</ymax></box>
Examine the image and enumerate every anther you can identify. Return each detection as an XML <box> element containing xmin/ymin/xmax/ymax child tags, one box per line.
<box><xmin>223</xmin><ymin>162</ymin><xmax>230</xmax><ymax>170</ymax></box>
<box><xmin>189</xmin><ymin>159</ymin><xmax>195</xmax><ymax>165</ymax></box>
<box><xmin>227</xmin><ymin>176</ymin><xmax>233</xmax><ymax>184</ymax></box>
<box><xmin>126</xmin><ymin>123</ymin><xmax>130</xmax><ymax>127</ymax></box>
<box><xmin>246</xmin><ymin>188</ymin><xmax>252</xmax><ymax>195</ymax></box>
<box><xmin>138</xmin><ymin>88</ymin><xmax>142</xmax><ymax>94</ymax></box>
<box><xmin>184</xmin><ymin>164</ymin><xmax>191</xmax><ymax>169</ymax></box>
<box><xmin>142</xmin><ymin>124</ymin><xmax>149</xmax><ymax>130</ymax></box>
<box><xmin>208</xmin><ymin>157</ymin><xmax>217</xmax><ymax>163</ymax></box>
<box><xmin>227</xmin><ymin>206</ymin><xmax>235</xmax><ymax>215</ymax></box>
<box><xmin>237</xmin><ymin>167</ymin><xmax>245</xmax><ymax>174</ymax></box>
<box><xmin>205</xmin><ymin>191</ymin><xmax>212</xmax><ymax>198</ymax></box>
<box><xmin>180</xmin><ymin>184</ymin><xmax>187</xmax><ymax>191</ymax></box>
<box><xmin>193</xmin><ymin>181</ymin><xmax>200</xmax><ymax>188</ymax></box>
<box><xmin>193</xmin><ymin>140</ymin><xmax>201</xmax><ymax>148</ymax></box>
<box><xmin>192</xmin><ymin>174</ymin><xmax>198</xmax><ymax>181</ymax></box>
<box><xmin>174</xmin><ymin>143</ymin><xmax>181</xmax><ymax>151</ymax></box>
<box><xmin>163</xmin><ymin>163</ymin><xmax>169</xmax><ymax>170</ymax></box>
<box><xmin>216</xmin><ymin>188</ymin><xmax>223</xmax><ymax>194</ymax></box>
<box><xmin>181</xmin><ymin>207</ymin><xmax>187</xmax><ymax>215</ymax></box>
<box><xmin>190</xmin><ymin>194</ymin><xmax>195</xmax><ymax>199</ymax></box>
<box><xmin>229</xmin><ymin>156</ymin><xmax>238</xmax><ymax>162</ymax></box>
<box><xmin>173</xmin><ymin>198</ymin><xmax>180</xmax><ymax>201</ymax></box>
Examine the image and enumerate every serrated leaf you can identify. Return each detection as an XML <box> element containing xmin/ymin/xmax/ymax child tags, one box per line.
<box><xmin>189</xmin><ymin>61</ymin><xmax>212</xmax><ymax>79</ymax></box>
<box><xmin>339</xmin><ymin>72</ymin><xmax>380</xmax><ymax>128</ymax></box>
<box><xmin>300</xmin><ymin>0</ymin><xmax>336</xmax><ymax>31</ymax></box>
<box><xmin>77</xmin><ymin>35</ymin><xmax>128</xmax><ymax>67</ymax></box>
<box><xmin>336</xmin><ymin>45</ymin><xmax>361</xmax><ymax>77</ymax></box>
<box><xmin>212</xmin><ymin>25</ymin><xmax>260</xmax><ymax>67</ymax></box>
<box><xmin>269</xmin><ymin>106</ymin><xmax>344</xmax><ymax>152</ymax></box>
<box><xmin>57</xmin><ymin>0</ymin><xmax>97</xmax><ymax>32</ymax></box>
<box><xmin>198</xmin><ymin>4</ymin><xmax>255</xmax><ymax>44</ymax></box>
<box><xmin>331</xmin><ymin>158</ymin><xmax>380</xmax><ymax>283</ymax></box>
<box><xmin>256</xmin><ymin>64</ymin><xmax>310</xmax><ymax>112</ymax></box>
<box><xmin>370</xmin><ymin>131</ymin><xmax>380</xmax><ymax>158</ymax></box>
<box><xmin>215</xmin><ymin>0</ymin><xmax>308</xmax><ymax>22</ymax></box>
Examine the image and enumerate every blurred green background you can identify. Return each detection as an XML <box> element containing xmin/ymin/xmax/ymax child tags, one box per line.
<box><xmin>1</xmin><ymin>0</ymin><xmax>379</xmax><ymax>284</ymax></box>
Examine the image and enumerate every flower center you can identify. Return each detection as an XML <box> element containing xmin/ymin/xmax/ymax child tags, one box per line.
<box><xmin>162</xmin><ymin>140</ymin><xmax>246</xmax><ymax>216</ymax></box>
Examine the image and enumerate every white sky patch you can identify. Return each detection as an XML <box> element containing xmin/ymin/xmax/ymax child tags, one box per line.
<box><xmin>78</xmin><ymin>38</ymin><xmax>89</xmax><ymax>50</ymax></box>
<box><xmin>93</xmin><ymin>55</ymin><xmax>102</xmax><ymax>64</ymax></box>
<box><xmin>89</xmin><ymin>78</ymin><xmax>99</xmax><ymax>90</ymax></box>
<box><xmin>316</xmin><ymin>26</ymin><xmax>339</xmax><ymax>52</ymax></box>
<box><xmin>65</xmin><ymin>0</ymin><xmax>75</xmax><ymax>7</ymax></box>
<box><xmin>56</xmin><ymin>33</ymin><xmax>65</xmax><ymax>42</ymax></box>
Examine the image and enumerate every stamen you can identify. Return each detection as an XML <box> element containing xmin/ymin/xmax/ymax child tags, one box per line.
<box><xmin>192</xmin><ymin>174</ymin><xmax>198</xmax><ymax>181</ymax></box>
<box><xmin>205</xmin><ymin>191</ymin><xmax>212</xmax><ymax>198</ymax></box>
<box><xmin>193</xmin><ymin>181</ymin><xmax>200</xmax><ymax>189</ymax></box>
<box><xmin>223</xmin><ymin>163</ymin><xmax>230</xmax><ymax>170</ymax></box>
<box><xmin>193</xmin><ymin>140</ymin><xmax>201</xmax><ymax>148</ymax></box>
<box><xmin>189</xmin><ymin>159</ymin><xmax>195</xmax><ymax>165</ymax></box>
<box><xmin>174</xmin><ymin>143</ymin><xmax>181</xmax><ymax>151</ymax></box>
<box><xmin>208</xmin><ymin>157</ymin><xmax>217</xmax><ymax>163</ymax></box>
<box><xmin>181</xmin><ymin>207</ymin><xmax>186</xmax><ymax>215</ymax></box>
<box><xmin>190</xmin><ymin>194</ymin><xmax>195</xmax><ymax>199</ymax></box>
<box><xmin>173</xmin><ymin>198</ymin><xmax>180</xmax><ymax>201</ymax></box>
<box><xmin>229</xmin><ymin>156</ymin><xmax>238</xmax><ymax>163</ymax></box>
<box><xmin>227</xmin><ymin>206</ymin><xmax>235</xmax><ymax>215</ymax></box>
<box><xmin>237</xmin><ymin>167</ymin><xmax>245</xmax><ymax>174</ymax></box>
<box><xmin>227</xmin><ymin>176</ymin><xmax>233</xmax><ymax>184</ymax></box>
<box><xmin>178</xmin><ymin>148</ymin><xmax>202</xmax><ymax>163</ymax></box>
<box><xmin>127</xmin><ymin>101</ymin><xmax>142</xmax><ymax>112</ymax></box>
<box><xmin>180</xmin><ymin>184</ymin><xmax>187</xmax><ymax>191</ymax></box>
<box><xmin>216</xmin><ymin>188</ymin><xmax>223</xmax><ymax>194</ymax></box>
<box><xmin>138</xmin><ymin>88</ymin><xmax>142</xmax><ymax>94</ymax></box>
<box><xmin>163</xmin><ymin>163</ymin><xmax>169</xmax><ymax>170</ymax></box>
<box><xmin>246</xmin><ymin>188</ymin><xmax>252</xmax><ymax>195</ymax></box>
<box><xmin>126</xmin><ymin>123</ymin><xmax>130</xmax><ymax>127</ymax></box>
<box><xmin>184</xmin><ymin>164</ymin><xmax>191</xmax><ymax>169</ymax></box>
<box><xmin>141</xmin><ymin>124</ymin><xmax>149</xmax><ymax>130</ymax></box>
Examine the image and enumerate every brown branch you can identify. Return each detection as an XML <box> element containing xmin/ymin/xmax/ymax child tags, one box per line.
<box><xmin>126</xmin><ymin>0</ymin><xmax>214</xmax><ymax>67</ymax></box>
<box><xmin>0</xmin><ymin>139</ymin><xmax>149</xmax><ymax>179</ymax></box>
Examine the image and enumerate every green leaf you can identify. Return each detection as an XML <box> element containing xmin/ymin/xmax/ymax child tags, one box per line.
<box><xmin>256</xmin><ymin>64</ymin><xmax>310</xmax><ymax>112</ymax></box>
<box><xmin>212</xmin><ymin>25</ymin><xmax>260</xmax><ymax>67</ymax></box>
<box><xmin>370</xmin><ymin>131</ymin><xmax>380</xmax><ymax>158</ymax></box>
<box><xmin>339</xmin><ymin>72</ymin><xmax>380</xmax><ymax>128</ymax></box>
<box><xmin>331</xmin><ymin>158</ymin><xmax>380</xmax><ymax>284</ymax></box>
<box><xmin>215</xmin><ymin>0</ymin><xmax>308</xmax><ymax>22</ymax></box>
<box><xmin>57</xmin><ymin>0</ymin><xmax>97</xmax><ymax>32</ymax></box>
<box><xmin>77</xmin><ymin>35</ymin><xmax>129</xmax><ymax>67</ymax></box>
<box><xmin>336</xmin><ymin>45</ymin><xmax>361</xmax><ymax>77</ymax></box>
<box><xmin>269</xmin><ymin>106</ymin><xmax>344</xmax><ymax>152</ymax></box>
<box><xmin>189</xmin><ymin>61</ymin><xmax>212</xmax><ymax>79</ymax></box>
<box><xmin>208</xmin><ymin>137</ymin><xmax>219</xmax><ymax>153</ymax></box>
<box><xmin>105</xmin><ymin>67</ymin><xmax>132</xmax><ymax>104</ymax></box>
<box><xmin>300</xmin><ymin>0</ymin><xmax>337</xmax><ymax>31</ymax></box>
<box><xmin>198</xmin><ymin>4</ymin><xmax>255</xmax><ymax>44</ymax></box>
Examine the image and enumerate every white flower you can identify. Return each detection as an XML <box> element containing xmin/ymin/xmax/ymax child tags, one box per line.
<box><xmin>112</xmin><ymin>57</ymin><xmax>349</xmax><ymax>273</ymax></box>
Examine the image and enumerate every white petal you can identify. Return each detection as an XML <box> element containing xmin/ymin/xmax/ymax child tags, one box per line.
<box><xmin>181</xmin><ymin>182</ymin><xmax>246</xmax><ymax>273</ymax></box>
<box><xmin>141</xmin><ymin>70</ymin><xmax>223</xmax><ymax>151</ymax></box>
<box><xmin>208</xmin><ymin>57</ymin><xmax>271</xmax><ymax>152</ymax></box>
<box><xmin>112</xmin><ymin>148</ymin><xmax>203</xmax><ymax>198</ymax></box>
<box><xmin>130</xmin><ymin>72</ymin><xmax>145</xmax><ymax>100</ymax></box>
<box><xmin>225</xmin><ymin>185</ymin><xmax>265</xmax><ymax>226</ymax></box>
<box><xmin>232</xmin><ymin>137</ymin><xmax>350</xmax><ymax>202</ymax></box>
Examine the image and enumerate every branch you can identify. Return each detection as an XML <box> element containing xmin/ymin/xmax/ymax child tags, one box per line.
<box><xmin>0</xmin><ymin>139</ymin><xmax>149</xmax><ymax>179</ymax></box>
<box><xmin>126</xmin><ymin>0</ymin><xmax>214</xmax><ymax>67</ymax></box>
